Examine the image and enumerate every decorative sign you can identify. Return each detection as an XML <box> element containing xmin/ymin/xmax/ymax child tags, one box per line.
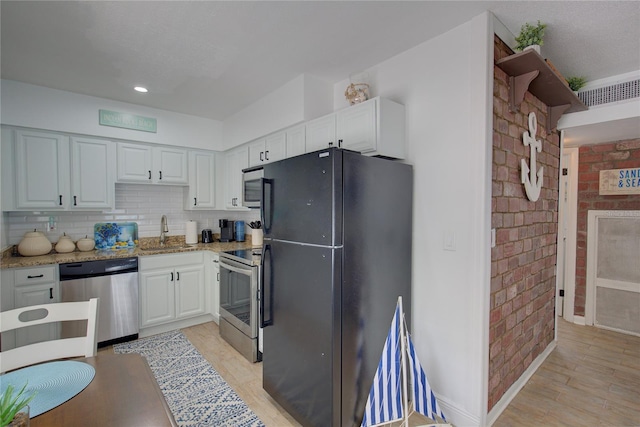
<box><xmin>599</xmin><ymin>168</ymin><xmax>640</xmax><ymax>195</ymax></box>
<box><xmin>99</xmin><ymin>109</ymin><xmax>157</xmax><ymax>133</ymax></box>
<box><xmin>520</xmin><ymin>112</ymin><xmax>543</xmax><ymax>202</ymax></box>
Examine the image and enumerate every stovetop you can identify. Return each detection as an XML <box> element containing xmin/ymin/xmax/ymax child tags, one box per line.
<box><xmin>220</xmin><ymin>248</ymin><xmax>261</xmax><ymax>266</ymax></box>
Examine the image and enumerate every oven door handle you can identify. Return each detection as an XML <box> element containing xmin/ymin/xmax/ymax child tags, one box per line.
<box><xmin>219</xmin><ymin>261</ymin><xmax>252</xmax><ymax>276</ymax></box>
<box><xmin>260</xmin><ymin>243</ymin><xmax>273</xmax><ymax>327</ymax></box>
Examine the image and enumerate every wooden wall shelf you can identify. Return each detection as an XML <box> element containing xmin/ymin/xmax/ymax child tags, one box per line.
<box><xmin>496</xmin><ymin>49</ymin><xmax>588</xmax><ymax>130</ymax></box>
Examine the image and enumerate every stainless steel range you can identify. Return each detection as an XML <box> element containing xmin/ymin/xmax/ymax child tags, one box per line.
<box><xmin>219</xmin><ymin>248</ymin><xmax>262</xmax><ymax>362</ymax></box>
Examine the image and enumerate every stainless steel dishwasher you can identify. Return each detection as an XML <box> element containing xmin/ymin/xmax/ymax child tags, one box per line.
<box><xmin>59</xmin><ymin>257</ymin><xmax>139</xmax><ymax>347</ymax></box>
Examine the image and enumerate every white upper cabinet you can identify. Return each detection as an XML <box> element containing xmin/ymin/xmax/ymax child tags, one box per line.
<box><xmin>185</xmin><ymin>150</ymin><xmax>216</xmax><ymax>210</ymax></box>
<box><xmin>224</xmin><ymin>145</ymin><xmax>248</xmax><ymax>209</ymax></box>
<box><xmin>248</xmin><ymin>139</ymin><xmax>266</xmax><ymax>167</ymax></box>
<box><xmin>304</xmin><ymin>97</ymin><xmax>406</xmax><ymax>159</ymax></box>
<box><xmin>153</xmin><ymin>146</ymin><xmax>188</xmax><ymax>184</ymax></box>
<box><xmin>11</xmin><ymin>130</ymin><xmax>115</xmax><ymax>210</ymax></box>
<box><xmin>117</xmin><ymin>142</ymin><xmax>188</xmax><ymax>185</ymax></box>
<box><xmin>248</xmin><ymin>132</ymin><xmax>286</xmax><ymax>167</ymax></box>
<box><xmin>14</xmin><ymin>129</ymin><xmax>70</xmax><ymax>210</ymax></box>
<box><xmin>117</xmin><ymin>142</ymin><xmax>152</xmax><ymax>182</ymax></box>
<box><xmin>70</xmin><ymin>136</ymin><xmax>116</xmax><ymax>209</ymax></box>
<box><xmin>305</xmin><ymin>114</ymin><xmax>337</xmax><ymax>152</ymax></box>
<box><xmin>285</xmin><ymin>124</ymin><xmax>306</xmax><ymax>159</ymax></box>
<box><xmin>336</xmin><ymin>99</ymin><xmax>377</xmax><ymax>153</ymax></box>
<box><xmin>338</xmin><ymin>97</ymin><xmax>406</xmax><ymax>159</ymax></box>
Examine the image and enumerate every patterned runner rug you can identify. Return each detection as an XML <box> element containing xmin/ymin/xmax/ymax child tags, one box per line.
<box><xmin>113</xmin><ymin>330</ymin><xmax>265</xmax><ymax>427</ymax></box>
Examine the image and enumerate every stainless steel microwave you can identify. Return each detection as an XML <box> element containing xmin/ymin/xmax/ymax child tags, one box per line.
<box><xmin>242</xmin><ymin>167</ymin><xmax>263</xmax><ymax>208</ymax></box>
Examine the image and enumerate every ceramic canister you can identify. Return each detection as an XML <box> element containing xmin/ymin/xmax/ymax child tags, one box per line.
<box><xmin>17</xmin><ymin>230</ymin><xmax>52</xmax><ymax>256</ymax></box>
<box><xmin>55</xmin><ymin>233</ymin><xmax>76</xmax><ymax>253</ymax></box>
<box><xmin>77</xmin><ymin>235</ymin><xmax>96</xmax><ymax>252</ymax></box>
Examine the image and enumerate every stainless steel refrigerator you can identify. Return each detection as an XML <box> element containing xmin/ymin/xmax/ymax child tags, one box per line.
<box><xmin>260</xmin><ymin>147</ymin><xmax>413</xmax><ymax>427</ymax></box>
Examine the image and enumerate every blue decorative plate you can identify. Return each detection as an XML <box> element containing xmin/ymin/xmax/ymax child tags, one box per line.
<box><xmin>94</xmin><ymin>222</ymin><xmax>138</xmax><ymax>250</ymax></box>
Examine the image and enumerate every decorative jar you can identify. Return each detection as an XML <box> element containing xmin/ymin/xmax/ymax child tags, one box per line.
<box><xmin>55</xmin><ymin>233</ymin><xmax>76</xmax><ymax>253</ymax></box>
<box><xmin>17</xmin><ymin>230</ymin><xmax>52</xmax><ymax>257</ymax></box>
<box><xmin>77</xmin><ymin>235</ymin><xmax>96</xmax><ymax>252</ymax></box>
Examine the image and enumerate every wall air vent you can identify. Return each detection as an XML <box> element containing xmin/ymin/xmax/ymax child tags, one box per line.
<box><xmin>578</xmin><ymin>79</ymin><xmax>640</xmax><ymax>107</ymax></box>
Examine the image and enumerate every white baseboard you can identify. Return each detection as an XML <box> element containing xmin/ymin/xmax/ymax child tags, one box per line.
<box><xmin>436</xmin><ymin>395</ymin><xmax>480</xmax><ymax>427</ymax></box>
<box><xmin>139</xmin><ymin>313</ymin><xmax>215</xmax><ymax>338</ymax></box>
<box><xmin>573</xmin><ymin>315</ymin><xmax>586</xmax><ymax>325</ymax></box>
<box><xmin>485</xmin><ymin>339</ymin><xmax>556</xmax><ymax>426</ymax></box>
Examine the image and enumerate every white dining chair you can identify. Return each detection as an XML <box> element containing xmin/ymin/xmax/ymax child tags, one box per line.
<box><xmin>0</xmin><ymin>298</ymin><xmax>99</xmax><ymax>373</ymax></box>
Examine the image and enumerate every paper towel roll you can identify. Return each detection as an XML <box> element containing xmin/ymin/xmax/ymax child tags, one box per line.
<box><xmin>185</xmin><ymin>220</ymin><xmax>198</xmax><ymax>245</ymax></box>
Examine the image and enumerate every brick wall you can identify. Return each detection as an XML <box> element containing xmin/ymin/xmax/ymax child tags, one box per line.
<box><xmin>489</xmin><ymin>35</ymin><xmax>558</xmax><ymax>410</ymax></box>
<box><xmin>574</xmin><ymin>140</ymin><xmax>640</xmax><ymax>315</ymax></box>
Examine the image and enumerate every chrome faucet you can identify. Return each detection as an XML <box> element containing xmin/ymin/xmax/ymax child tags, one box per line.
<box><xmin>160</xmin><ymin>215</ymin><xmax>169</xmax><ymax>246</ymax></box>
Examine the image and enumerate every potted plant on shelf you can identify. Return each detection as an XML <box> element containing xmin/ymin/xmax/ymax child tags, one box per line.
<box><xmin>567</xmin><ymin>76</ymin><xmax>587</xmax><ymax>92</ymax></box>
<box><xmin>515</xmin><ymin>20</ymin><xmax>547</xmax><ymax>54</ymax></box>
<box><xmin>1</xmin><ymin>383</ymin><xmax>35</xmax><ymax>427</ymax></box>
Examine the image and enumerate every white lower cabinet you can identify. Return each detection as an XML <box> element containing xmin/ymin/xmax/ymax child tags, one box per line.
<box><xmin>139</xmin><ymin>253</ymin><xmax>205</xmax><ymax>328</ymax></box>
<box><xmin>175</xmin><ymin>264</ymin><xmax>206</xmax><ymax>318</ymax></box>
<box><xmin>11</xmin><ymin>266</ymin><xmax>59</xmax><ymax>348</ymax></box>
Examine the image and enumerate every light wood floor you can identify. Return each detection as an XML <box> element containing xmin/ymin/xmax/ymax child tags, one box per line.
<box><xmin>107</xmin><ymin>318</ymin><xmax>639</xmax><ymax>426</ymax></box>
<box><xmin>494</xmin><ymin>318</ymin><xmax>640</xmax><ymax>426</ymax></box>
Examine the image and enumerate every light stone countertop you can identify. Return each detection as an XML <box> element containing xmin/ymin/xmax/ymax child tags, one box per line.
<box><xmin>1</xmin><ymin>235</ymin><xmax>257</xmax><ymax>269</ymax></box>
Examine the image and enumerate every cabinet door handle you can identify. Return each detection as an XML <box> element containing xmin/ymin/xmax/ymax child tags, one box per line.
<box><xmin>194</xmin><ymin>197</ymin><xmax>197</xmax><ymax>206</ymax></box>
<box><xmin>148</xmin><ymin>170</ymin><xmax>152</xmax><ymax>180</ymax></box>
<box><xmin>328</xmin><ymin>141</ymin><xmax>334</xmax><ymax>147</ymax></box>
<box><xmin>59</xmin><ymin>195</ymin><xmax>63</xmax><ymax>206</ymax></box>
<box><xmin>171</xmin><ymin>272</ymin><xmax>174</xmax><ymax>281</ymax></box>
<box><xmin>265</xmin><ymin>150</ymin><xmax>269</xmax><ymax>161</ymax></box>
<box><xmin>217</xmin><ymin>272</ymin><xmax>220</xmax><ymax>281</ymax></box>
<box><xmin>176</xmin><ymin>272</ymin><xmax>180</xmax><ymax>281</ymax></box>
<box><xmin>27</xmin><ymin>274</ymin><xmax>44</xmax><ymax>279</ymax></box>
<box><xmin>49</xmin><ymin>288</ymin><xmax>53</xmax><ymax>299</ymax></box>
<box><xmin>260</xmin><ymin>151</ymin><xmax>264</xmax><ymax>161</ymax></box>
<box><xmin>73</xmin><ymin>195</ymin><xmax>77</xmax><ymax>206</ymax></box>
<box><xmin>159</xmin><ymin>171</ymin><xmax>163</xmax><ymax>180</ymax></box>
<box><xmin>338</xmin><ymin>139</ymin><xmax>343</xmax><ymax>148</ymax></box>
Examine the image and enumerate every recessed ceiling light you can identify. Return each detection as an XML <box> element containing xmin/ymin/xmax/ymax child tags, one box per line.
<box><xmin>134</xmin><ymin>86</ymin><xmax>148</xmax><ymax>93</ymax></box>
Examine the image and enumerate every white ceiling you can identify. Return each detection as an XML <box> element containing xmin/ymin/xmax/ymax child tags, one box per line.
<box><xmin>2</xmin><ymin>1</ymin><xmax>639</xmax><ymax>142</ymax></box>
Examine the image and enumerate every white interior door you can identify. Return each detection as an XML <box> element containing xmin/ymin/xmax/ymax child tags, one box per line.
<box><xmin>557</xmin><ymin>146</ymin><xmax>579</xmax><ymax>322</ymax></box>
<box><xmin>586</xmin><ymin>211</ymin><xmax>640</xmax><ymax>336</ymax></box>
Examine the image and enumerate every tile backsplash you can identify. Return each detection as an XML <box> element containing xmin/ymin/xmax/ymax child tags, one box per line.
<box><xmin>5</xmin><ymin>183</ymin><xmax>259</xmax><ymax>245</ymax></box>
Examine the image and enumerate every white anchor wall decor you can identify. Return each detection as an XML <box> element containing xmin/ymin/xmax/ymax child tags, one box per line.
<box><xmin>521</xmin><ymin>112</ymin><xmax>544</xmax><ymax>202</ymax></box>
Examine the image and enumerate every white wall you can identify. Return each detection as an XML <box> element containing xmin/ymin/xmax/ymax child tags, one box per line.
<box><xmin>0</xmin><ymin>80</ymin><xmax>224</xmax><ymax>151</ymax></box>
<box><xmin>222</xmin><ymin>74</ymin><xmax>332</xmax><ymax>149</ymax></box>
<box><xmin>333</xmin><ymin>13</ymin><xmax>494</xmax><ymax>426</ymax></box>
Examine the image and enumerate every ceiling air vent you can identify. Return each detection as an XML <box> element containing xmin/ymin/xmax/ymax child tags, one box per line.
<box><xmin>578</xmin><ymin>79</ymin><xmax>640</xmax><ymax>107</ymax></box>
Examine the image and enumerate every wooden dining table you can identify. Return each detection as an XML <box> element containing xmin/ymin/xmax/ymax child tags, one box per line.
<box><xmin>29</xmin><ymin>353</ymin><xmax>177</xmax><ymax>427</ymax></box>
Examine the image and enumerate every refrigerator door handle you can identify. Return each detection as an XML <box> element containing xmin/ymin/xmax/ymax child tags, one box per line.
<box><xmin>261</xmin><ymin>178</ymin><xmax>274</xmax><ymax>234</ymax></box>
<box><xmin>260</xmin><ymin>243</ymin><xmax>273</xmax><ymax>327</ymax></box>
